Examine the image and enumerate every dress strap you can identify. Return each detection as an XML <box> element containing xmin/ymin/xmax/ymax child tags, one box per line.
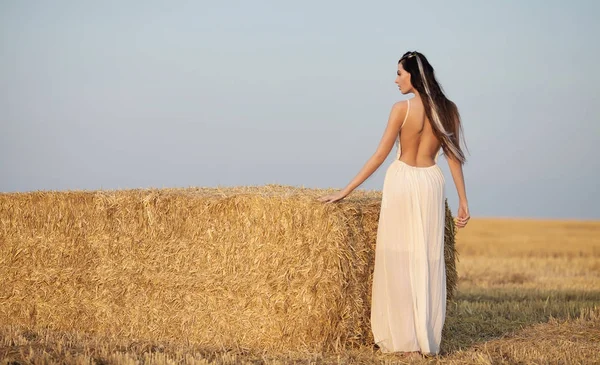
<box><xmin>396</xmin><ymin>99</ymin><xmax>411</xmax><ymax>159</ymax></box>
<box><xmin>400</xmin><ymin>99</ymin><xmax>410</xmax><ymax>129</ymax></box>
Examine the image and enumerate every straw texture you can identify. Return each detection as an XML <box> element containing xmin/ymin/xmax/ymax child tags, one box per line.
<box><xmin>0</xmin><ymin>184</ymin><xmax>457</xmax><ymax>354</ymax></box>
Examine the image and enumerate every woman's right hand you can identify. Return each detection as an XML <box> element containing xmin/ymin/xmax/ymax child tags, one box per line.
<box><xmin>455</xmin><ymin>200</ymin><xmax>470</xmax><ymax>228</ymax></box>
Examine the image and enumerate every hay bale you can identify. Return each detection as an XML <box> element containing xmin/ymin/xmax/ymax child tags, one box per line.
<box><xmin>0</xmin><ymin>184</ymin><xmax>457</xmax><ymax>354</ymax></box>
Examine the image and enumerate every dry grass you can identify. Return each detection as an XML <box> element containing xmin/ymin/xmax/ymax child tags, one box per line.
<box><xmin>1</xmin><ymin>187</ymin><xmax>599</xmax><ymax>364</ymax></box>
<box><xmin>0</xmin><ymin>184</ymin><xmax>457</xmax><ymax>363</ymax></box>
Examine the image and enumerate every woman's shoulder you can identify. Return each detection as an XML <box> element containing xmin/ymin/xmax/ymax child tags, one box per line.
<box><xmin>391</xmin><ymin>98</ymin><xmax>412</xmax><ymax>111</ymax></box>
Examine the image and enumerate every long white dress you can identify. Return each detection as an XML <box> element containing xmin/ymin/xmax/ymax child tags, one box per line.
<box><xmin>370</xmin><ymin>100</ymin><xmax>447</xmax><ymax>355</ymax></box>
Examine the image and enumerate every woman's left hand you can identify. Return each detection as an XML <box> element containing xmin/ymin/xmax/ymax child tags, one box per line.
<box><xmin>317</xmin><ymin>191</ymin><xmax>348</xmax><ymax>204</ymax></box>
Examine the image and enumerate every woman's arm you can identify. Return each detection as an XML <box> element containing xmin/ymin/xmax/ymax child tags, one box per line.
<box><xmin>447</xmin><ymin>155</ymin><xmax>470</xmax><ymax>228</ymax></box>
<box><xmin>447</xmin><ymin>156</ymin><xmax>467</xmax><ymax>203</ymax></box>
<box><xmin>446</xmin><ymin>105</ymin><xmax>470</xmax><ymax>227</ymax></box>
<box><xmin>340</xmin><ymin>101</ymin><xmax>408</xmax><ymax>196</ymax></box>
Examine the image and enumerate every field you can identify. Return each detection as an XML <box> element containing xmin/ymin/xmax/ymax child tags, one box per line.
<box><xmin>1</xmin><ymin>209</ymin><xmax>599</xmax><ymax>364</ymax></box>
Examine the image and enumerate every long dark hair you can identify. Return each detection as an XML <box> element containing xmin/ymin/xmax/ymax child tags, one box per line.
<box><xmin>399</xmin><ymin>51</ymin><xmax>468</xmax><ymax>164</ymax></box>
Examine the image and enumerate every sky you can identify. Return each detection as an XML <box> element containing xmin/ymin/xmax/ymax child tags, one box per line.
<box><xmin>1</xmin><ymin>1</ymin><xmax>599</xmax><ymax>220</ymax></box>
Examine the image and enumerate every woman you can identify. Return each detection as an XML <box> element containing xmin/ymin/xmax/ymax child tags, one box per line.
<box><xmin>318</xmin><ymin>51</ymin><xmax>470</xmax><ymax>357</ymax></box>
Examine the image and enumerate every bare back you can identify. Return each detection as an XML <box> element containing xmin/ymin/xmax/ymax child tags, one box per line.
<box><xmin>397</xmin><ymin>98</ymin><xmax>441</xmax><ymax>168</ymax></box>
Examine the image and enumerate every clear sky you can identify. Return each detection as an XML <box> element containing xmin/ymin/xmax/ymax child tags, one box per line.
<box><xmin>1</xmin><ymin>1</ymin><xmax>599</xmax><ymax>219</ymax></box>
